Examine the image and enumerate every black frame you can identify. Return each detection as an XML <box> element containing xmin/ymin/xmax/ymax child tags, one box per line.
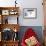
<box><xmin>23</xmin><ymin>8</ymin><xmax>37</xmax><ymax>19</ymax></box>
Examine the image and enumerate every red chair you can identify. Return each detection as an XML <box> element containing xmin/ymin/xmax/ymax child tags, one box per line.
<box><xmin>21</xmin><ymin>28</ymin><xmax>41</xmax><ymax>46</ymax></box>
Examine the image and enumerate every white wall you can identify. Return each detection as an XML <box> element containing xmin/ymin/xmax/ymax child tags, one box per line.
<box><xmin>18</xmin><ymin>0</ymin><xmax>44</xmax><ymax>26</ymax></box>
<box><xmin>0</xmin><ymin>0</ymin><xmax>44</xmax><ymax>26</ymax></box>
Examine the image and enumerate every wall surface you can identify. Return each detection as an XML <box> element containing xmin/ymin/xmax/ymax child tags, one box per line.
<box><xmin>18</xmin><ymin>0</ymin><xmax>44</xmax><ymax>26</ymax></box>
<box><xmin>43</xmin><ymin>0</ymin><xmax>46</xmax><ymax>45</ymax></box>
<box><xmin>43</xmin><ymin>0</ymin><xmax>46</xmax><ymax>26</ymax></box>
<box><xmin>0</xmin><ymin>0</ymin><xmax>44</xmax><ymax>26</ymax></box>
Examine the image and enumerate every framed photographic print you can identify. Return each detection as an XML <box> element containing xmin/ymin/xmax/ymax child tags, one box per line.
<box><xmin>9</xmin><ymin>9</ymin><xmax>18</xmax><ymax>15</ymax></box>
<box><xmin>2</xmin><ymin>10</ymin><xmax>9</xmax><ymax>15</ymax></box>
<box><xmin>23</xmin><ymin>8</ymin><xmax>37</xmax><ymax>19</ymax></box>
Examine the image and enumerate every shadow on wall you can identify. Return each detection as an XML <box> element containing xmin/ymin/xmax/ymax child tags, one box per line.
<box><xmin>18</xmin><ymin>26</ymin><xmax>43</xmax><ymax>44</ymax></box>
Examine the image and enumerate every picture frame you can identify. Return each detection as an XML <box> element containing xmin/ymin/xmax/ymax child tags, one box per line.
<box><xmin>9</xmin><ymin>10</ymin><xmax>18</xmax><ymax>15</ymax></box>
<box><xmin>2</xmin><ymin>10</ymin><xmax>9</xmax><ymax>15</ymax></box>
<box><xmin>23</xmin><ymin>8</ymin><xmax>37</xmax><ymax>19</ymax></box>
